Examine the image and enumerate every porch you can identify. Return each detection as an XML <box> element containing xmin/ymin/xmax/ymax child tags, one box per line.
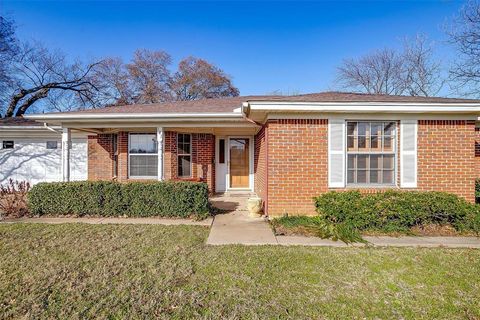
<box><xmin>59</xmin><ymin>125</ymin><xmax>259</xmax><ymax>194</ymax></box>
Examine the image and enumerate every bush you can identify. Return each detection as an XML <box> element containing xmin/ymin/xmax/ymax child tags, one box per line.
<box><xmin>315</xmin><ymin>190</ymin><xmax>480</xmax><ymax>233</ymax></box>
<box><xmin>0</xmin><ymin>179</ymin><xmax>31</xmax><ymax>218</ymax></box>
<box><xmin>28</xmin><ymin>181</ymin><xmax>210</xmax><ymax>219</ymax></box>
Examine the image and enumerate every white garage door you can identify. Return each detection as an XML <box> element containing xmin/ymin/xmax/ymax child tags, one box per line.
<box><xmin>0</xmin><ymin>138</ymin><xmax>88</xmax><ymax>185</ymax></box>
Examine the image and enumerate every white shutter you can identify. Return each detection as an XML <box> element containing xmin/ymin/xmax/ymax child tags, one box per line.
<box><xmin>328</xmin><ymin>119</ymin><xmax>346</xmax><ymax>188</ymax></box>
<box><xmin>400</xmin><ymin>120</ymin><xmax>417</xmax><ymax>188</ymax></box>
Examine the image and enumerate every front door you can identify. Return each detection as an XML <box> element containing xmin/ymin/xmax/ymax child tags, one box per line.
<box><xmin>229</xmin><ymin>138</ymin><xmax>250</xmax><ymax>188</ymax></box>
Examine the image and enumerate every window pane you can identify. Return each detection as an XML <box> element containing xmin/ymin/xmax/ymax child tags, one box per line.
<box><xmin>383</xmin><ymin>155</ymin><xmax>394</xmax><ymax>170</ymax></box>
<box><xmin>371</xmin><ymin>123</ymin><xmax>382</xmax><ymax>137</ymax></box>
<box><xmin>370</xmin><ymin>170</ymin><xmax>380</xmax><ymax>184</ymax></box>
<box><xmin>347</xmin><ymin>136</ymin><xmax>355</xmax><ymax>151</ymax></box>
<box><xmin>129</xmin><ymin>155</ymin><xmax>158</xmax><ymax>177</ymax></box>
<box><xmin>347</xmin><ymin>154</ymin><xmax>356</xmax><ymax>169</ymax></box>
<box><xmin>357</xmin><ymin>155</ymin><xmax>368</xmax><ymax>169</ymax></box>
<box><xmin>370</xmin><ymin>155</ymin><xmax>380</xmax><ymax>170</ymax></box>
<box><xmin>178</xmin><ymin>155</ymin><xmax>191</xmax><ymax>177</ymax></box>
<box><xmin>347</xmin><ymin>170</ymin><xmax>355</xmax><ymax>183</ymax></box>
<box><xmin>129</xmin><ymin>134</ymin><xmax>157</xmax><ymax>154</ymax></box>
<box><xmin>358</xmin><ymin>122</ymin><xmax>368</xmax><ymax>136</ymax></box>
<box><xmin>219</xmin><ymin>139</ymin><xmax>225</xmax><ymax>164</ymax></box>
<box><xmin>383</xmin><ymin>170</ymin><xmax>394</xmax><ymax>184</ymax></box>
<box><xmin>358</xmin><ymin>136</ymin><xmax>366</xmax><ymax>149</ymax></box>
<box><xmin>46</xmin><ymin>141</ymin><xmax>58</xmax><ymax>149</ymax></box>
<box><xmin>370</xmin><ymin>135</ymin><xmax>379</xmax><ymax>150</ymax></box>
<box><xmin>357</xmin><ymin>170</ymin><xmax>367</xmax><ymax>184</ymax></box>
<box><xmin>178</xmin><ymin>134</ymin><xmax>191</xmax><ymax>154</ymax></box>
<box><xmin>384</xmin><ymin>122</ymin><xmax>395</xmax><ymax>136</ymax></box>
<box><xmin>383</xmin><ymin>136</ymin><xmax>393</xmax><ymax>151</ymax></box>
<box><xmin>347</xmin><ymin>122</ymin><xmax>357</xmax><ymax>135</ymax></box>
<box><xmin>2</xmin><ymin>141</ymin><xmax>14</xmax><ymax>149</ymax></box>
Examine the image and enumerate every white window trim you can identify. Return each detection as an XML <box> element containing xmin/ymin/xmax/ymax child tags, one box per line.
<box><xmin>128</xmin><ymin>133</ymin><xmax>158</xmax><ymax>180</ymax></box>
<box><xmin>345</xmin><ymin>120</ymin><xmax>398</xmax><ymax>187</ymax></box>
<box><xmin>177</xmin><ymin>133</ymin><xmax>193</xmax><ymax>178</ymax></box>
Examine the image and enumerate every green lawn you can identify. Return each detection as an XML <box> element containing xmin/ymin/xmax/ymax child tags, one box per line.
<box><xmin>1</xmin><ymin>224</ymin><xmax>479</xmax><ymax>319</ymax></box>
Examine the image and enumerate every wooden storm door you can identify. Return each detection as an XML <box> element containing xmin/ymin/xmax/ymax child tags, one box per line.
<box><xmin>229</xmin><ymin>138</ymin><xmax>250</xmax><ymax>188</ymax></box>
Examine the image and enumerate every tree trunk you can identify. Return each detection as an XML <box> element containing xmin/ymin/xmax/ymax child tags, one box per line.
<box><xmin>15</xmin><ymin>88</ymin><xmax>50</xmax><ymax>117</ymax></box>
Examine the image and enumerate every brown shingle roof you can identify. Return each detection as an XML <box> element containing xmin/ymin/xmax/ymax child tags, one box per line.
<box><xmin>22</xmin><ymin>91</ymin><xmax>480</xmax><ymax>117</ymax></box>
<box><xmin>0</xmin><ymin>117</ymin><xmax>42</xmax><ymax>127</ymax></box>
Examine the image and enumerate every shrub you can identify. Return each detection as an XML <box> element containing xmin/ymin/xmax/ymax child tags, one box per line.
<box><xmin>315</xmin><ymin>190</ymin><xmax>480</xmax><ymax>234</ymax></box>
<box><xmin>0</xmin><ymin>179</ymin><xmax>31</xmax><ymax>218</ymax></box>
<box><xmin>28</xmin><ymin>181</ymin><xmax>210</xmax><ymax>219</ymax></box>
<box><xmin>273</xmin><ymin>216</ymin><xmax>366</xmax><ymax>244</ymax></box>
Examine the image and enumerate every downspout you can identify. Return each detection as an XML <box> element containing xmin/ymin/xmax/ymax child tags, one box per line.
<box><xmin>43</xmin><ymin>123</ymin><xmax>61</xmax><ymax>134</ymax></box>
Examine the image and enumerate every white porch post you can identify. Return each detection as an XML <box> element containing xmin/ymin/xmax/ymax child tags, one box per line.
<box><xmin>157</xmin><ymin>127</ymin><xmax>164</xmax><ymax>181</ymax></box>
<box><xmin>61</xmin><ymin>128</ymin><xmax>71</xmax><ymax>182</ymax></box>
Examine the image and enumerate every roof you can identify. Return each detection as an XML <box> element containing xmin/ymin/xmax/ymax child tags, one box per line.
<box><xmin>31</xmin><ymin>92</ymin><xmax>480</xmax><ymax>116</ymax></box>
<box><xmin>0</xmin><ymin>117</ymin><xmax>42</xmax><ymax>127</ymax></box>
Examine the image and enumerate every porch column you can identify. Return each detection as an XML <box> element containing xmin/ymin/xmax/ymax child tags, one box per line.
<box><xmin>157</xmin><ymin>127</ymin><xmax>164</xmax><ymax>181</ymax></box>
<box><xmin>61</xmin><ymin>128</ymin><xmax>71</xmax><ymax>182</ymax></box>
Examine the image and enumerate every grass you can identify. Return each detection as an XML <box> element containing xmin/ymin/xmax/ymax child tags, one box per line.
<box><xmin>1</xmin><ymin>224</ymin><xmax>480</xmax><ymax>319</ymax></box>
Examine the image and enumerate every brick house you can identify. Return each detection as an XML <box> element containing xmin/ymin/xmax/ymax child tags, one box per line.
<box><xmin>2</xmin><ymin>92</ymin><xmax>480</xmax><ymax>216</ymax></box>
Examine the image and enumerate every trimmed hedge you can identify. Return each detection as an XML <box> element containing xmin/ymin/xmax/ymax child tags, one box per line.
<box><xmin>27</xmin><ymin>181</ymin><xmax>210</xmax><ymax>219</ymax></box>
<box><xmin>315</xmin><ymin>190</ymin><xmax>480</xmax><ymax>233</ymax></box>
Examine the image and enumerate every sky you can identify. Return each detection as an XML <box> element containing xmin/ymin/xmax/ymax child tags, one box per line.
<box><xmin>0</xmin><ymin>0</ymin><xmax>466</xmax><ymax>97</ymax></box>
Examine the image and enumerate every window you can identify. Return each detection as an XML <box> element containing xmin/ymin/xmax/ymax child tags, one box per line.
<box><xmin>46</xmin><ymin>141</ymin><xmax>58</xmax><ymax>149</ymax></box>
<box><xmin>177</xmin><ymin>133</ymin><xmax>192</xmax><ymax>177</ymax></box>
<box><xmin>2</xmin><ymin>141</ymin><xmax>14</xmax><ymax>149</ymax></box>
<box><xmin>219</xmin><ymin>139</ymin><xmax>225</xmax><ymax>164</ymax></box>
<box><xmin>346</xmin><ymin>121</ymin><xmax>396</xmax><ymax>185</ymax></box>
<box><xmin>128</xmin><ymin>134</ymin><xmax>157</xmax><ymax>178</ymax></box>
<box><xmin>112</xmin><ymin>134</ymin><xmax>118</xmax><ymax>177</ymax></box>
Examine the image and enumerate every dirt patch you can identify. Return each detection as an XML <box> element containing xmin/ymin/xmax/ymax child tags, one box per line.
<box><xmin>274</xmin><ymin>223</ymin><xmax>477</xmax><ymax>237</ymax></box>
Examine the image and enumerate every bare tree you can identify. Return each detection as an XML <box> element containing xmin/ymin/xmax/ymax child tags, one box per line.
<box><xmin>0</xmin><ymin>16</ymin><xmax>18</xmax><ymax>115</ymax></box>
<box><xmin>126</xmin><ymin>49</ymin><xmax>172</xmax><ymax>104</ymax></box>
<box><xmin>336</xmin><ymin>35</ymin><xmax>443</xmax><ymax>97</ymax></box>
<box><xmin>448</xmin><ymin>0</ymin><xmax>480</xmax><ymax>97</ymax></box>
<box><xmin>337</xmin><ymin>48</ymin><xmax>406</xmax><ymax>95</ymax></box>
<box><xmin>3</xmin><ymin>42</ymin><xmax>101</xmax><ymax>117</ymax></box>
<box><xmin>90</xmin><ymin>57</ymin><xmax>132</xmax><ymax>106</ymax></box>
<box><xmin>170</xmin><ymin>56</ymin><xmax>239</xmax><ymax>100</ymax></box>
<box><xmin>402</xmin><ymin>34</ymin><xmax>443</xmax><ymax>97</ymax></box>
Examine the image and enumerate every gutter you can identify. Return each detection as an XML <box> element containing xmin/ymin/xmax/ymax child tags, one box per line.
<box><xmin>25</xmin><ymin>112</ymin><xmax>245</xmax><ymax>121</ymax></box>
<box><xmin>247</xmin><ymin>101</ymin><xmax>480</xmax><ymax>114</ymax></box>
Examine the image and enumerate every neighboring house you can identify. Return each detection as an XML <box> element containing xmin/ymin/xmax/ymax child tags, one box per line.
<box><xmin>1</xmin><ymin>91</ymin><xmax>480</xmax><ymax>216</ymax></box>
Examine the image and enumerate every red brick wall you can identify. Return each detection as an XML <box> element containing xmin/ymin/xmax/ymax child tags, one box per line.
<box><xmin>256</xmin><ymin>119</ymin><xmax>476</xmax><ymax>217</ymax></box>
<box><xmin>475</xmin><ymin>127</ymin><xmax>480</xmax><ymax>177</ymax></box>
<box><xmin>117</xmin><ymin>132</ymin><xmax>128</xmax><ymax>181</ymax></box>
<box><xmin>417</xmin><ymin>120</ymin><xmax>476</xmax><ymax>202</ymax></box>
<box><xmin>87</xmin><ymin>134</ymin><xmax>114</xmax><ymax>180</ymax></box>
<box><xmin>254</xmin><ymin>126</ymin><xmax>267</xmax><ymax>212</ymax></box>
<box><xmin>87</xmin><ymin>131</ymin><xmax>215</xmax><ymax>190</ymax></box>
<box><xmin>162</xmin><ymin>131</ymin><xmax>215</xmax><ymax>191</ymax></box>
<box><xmin>266</xmin><ymin>119</ymin><xmax>329</xmax><ymax>216</ymax></box>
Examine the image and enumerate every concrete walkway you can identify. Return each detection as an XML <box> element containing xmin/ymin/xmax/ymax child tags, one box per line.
<box><xmin>207</xmin><ymin>193</ymin><xmax>278</xmax><ymax>245</ymax></box>
<box><xmin>1</xmin><ymin>216</ymin><xmax>212</xmax><ymax>226</ymax></box>
<box><xmin>276</xmin><ymin>235</ymin><xmax>480</xmax><ymax>248</ymax></box>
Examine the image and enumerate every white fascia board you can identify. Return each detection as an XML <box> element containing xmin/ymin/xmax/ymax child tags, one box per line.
<box><xmin>25</xmin><ymin>112</ymin><xmax>244</xmax><ymax>121</ymax></box>
<box><xmin>248</xmin><ymin>101</ymin><xmax>480</xmax><ymax>113</ymax></box>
